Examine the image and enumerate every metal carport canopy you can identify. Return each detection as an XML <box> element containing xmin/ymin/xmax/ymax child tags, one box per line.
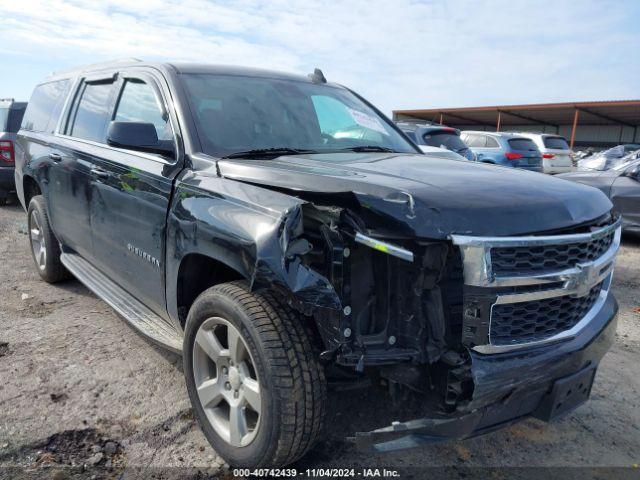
<box><xmin>393</xmin><ymin>100</ymin><xmax>640</xmax><ymax>148</ymax></box>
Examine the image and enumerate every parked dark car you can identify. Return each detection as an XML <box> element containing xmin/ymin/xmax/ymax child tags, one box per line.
<box><xmin>558</xmin><ymin>159</ymin><xmax>640</xmax><ymax>232</ymax></box>
<box><xmin>461</xmin><ymin>130</ymin><xmax>543</xmax><ymax>172</ymax></box>
<box><xmin>396</xmin><ymin>122</ymin><xmax>475</xmax><ymax>161</ymax></box>
<box><xmin>0</xmin><ymin>98</ymin><xmax>27</xmax><ymax>204</ymax></box>
<box><xmin>16</xmin><ymin>61</ymin><xmax>620</xmax><ymax>468</ymax></box>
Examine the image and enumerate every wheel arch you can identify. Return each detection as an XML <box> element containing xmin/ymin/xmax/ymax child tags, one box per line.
<box><xmin>22</xmin><ymin>175</ymin><xmax>42</xmax><ymax>209</ymax></box>
<box><xmin>175</xmin><ymin>252</ymin><xmax>245</xmax><ymax>327</ymax></box>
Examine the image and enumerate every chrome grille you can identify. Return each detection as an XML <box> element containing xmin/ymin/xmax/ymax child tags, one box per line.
<box><xmin>491</xmin><ymin>230</ymin><xmax>615</xmax><ymax>275</ymax></box>
<box><xmin>451</xmin><ymin>216</ymin><xmax>621</xmax><ymax>353</ymax></box>
<box><xmin>490</xmin><ymin>281</ymin><xmax>604</xmax><ymax>346</ymax></box>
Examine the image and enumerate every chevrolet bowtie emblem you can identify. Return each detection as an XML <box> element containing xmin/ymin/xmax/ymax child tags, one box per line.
<box><xmin>573</xmin><ymin>262</ymin><xmax>599</xmax><ymax>297</ymax></box>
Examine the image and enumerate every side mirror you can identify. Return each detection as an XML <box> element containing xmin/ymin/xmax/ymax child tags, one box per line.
<box><xmin>107</xmin><ymin>121</ymin><xmax>174</xmax><ymax>158</ymax></box>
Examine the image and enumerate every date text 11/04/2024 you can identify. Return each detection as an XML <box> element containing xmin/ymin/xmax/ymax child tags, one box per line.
<box><xmin>232</xmin><ymin>469</ymin><xmax>401</xmax><ymax>477</ymax></box>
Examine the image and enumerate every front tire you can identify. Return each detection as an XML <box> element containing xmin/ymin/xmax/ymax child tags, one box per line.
<box><xmin>183</xmin><ymin>281</ymin><xmax>326</xmax><ymax>468</ymax></box>
<box><xmin>27</xmin><ymin>195</ymin><xmax>70</xmax><ymax>283</ymax></box>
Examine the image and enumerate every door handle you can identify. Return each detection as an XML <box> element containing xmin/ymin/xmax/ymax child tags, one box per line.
<box><xmin>90</xmin><ymin>167</ymin><xmax>109</xmax><ymax>179</ymax></box>
<box><xmin>49</xmin><ymin>153</ymin><xmax>62</xmax><ymax>162</ymax></box>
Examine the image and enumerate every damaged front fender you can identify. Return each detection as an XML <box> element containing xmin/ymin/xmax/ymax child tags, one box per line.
<box><xmin>165</xmin><ymin>169</ymin><xmax>341</xmax><ymax>324</ymax></box>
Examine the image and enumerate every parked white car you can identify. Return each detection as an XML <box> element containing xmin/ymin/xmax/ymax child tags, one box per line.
<box><xmin>517</xmin><ymin>133</ymin><xmax>573</xmax><ymax>174</ymax></box>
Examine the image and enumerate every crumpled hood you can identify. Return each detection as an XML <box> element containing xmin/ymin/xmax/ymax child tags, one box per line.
<box><xmin>218</xmin><ymin>152</ymin><xmax>612</xmax><ymax>238</ymax></box>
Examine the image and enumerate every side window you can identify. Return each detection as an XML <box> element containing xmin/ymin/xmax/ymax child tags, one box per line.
<box><xmin>69</xmin><ymin>81</ymin><xmax>115</xmax><ymax>143</ymax></box>
<box><xmin>22</xmin><ymin>80</ymin><xmax>71</xmax><ymax>133</ymax></box>
<box><xmin>113</xmin><ymin>79</ymin><xmax>173</xmax><ymax>141</ymax></box>
<box><xmin>465</xmin><ymin>134</ymin><xmax>486</xmax><ymax>148</ymax></box>
<box><xmin>485</xmin><ymin>136</ymin><xmax>500</xmax><ymax>148</ymax></box>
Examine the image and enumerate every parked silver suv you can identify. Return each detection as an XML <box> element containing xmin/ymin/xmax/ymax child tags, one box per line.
<box><xmin>517</xmin><ymin>132</ymin><xmax>573</xmax><ymax>174</ymax></box>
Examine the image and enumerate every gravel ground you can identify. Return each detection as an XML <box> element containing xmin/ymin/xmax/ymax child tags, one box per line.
<box><xmin>0</xmin><ymin>200</ymin><xmax>639</xmax><ymax>479</ymax></box>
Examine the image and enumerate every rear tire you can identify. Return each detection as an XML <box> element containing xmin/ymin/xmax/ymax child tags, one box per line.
<box><xmin>183</xmin><ymin>281</ymin><xmax>326</xmax><ymax>467</ymax></box>
<box><xmin>27</xmin><ymin>195</ymin><xmax>70</xmax><ymax>283</ymax></box>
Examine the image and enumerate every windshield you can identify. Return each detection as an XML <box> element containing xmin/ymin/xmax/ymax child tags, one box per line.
<box><xmin>0</xmin><ymin>108</ymin><xmax>8</xmax><ymax>132</ymax></box>
<box><xmin>423</xmin><ymin>131</ymin><xmax>468</xmax><ymax>151</ymax></box>
<box><xmin>182</xmin><ymin>74</ymin><xmax>418</xmax><ymax>157</ymax></box>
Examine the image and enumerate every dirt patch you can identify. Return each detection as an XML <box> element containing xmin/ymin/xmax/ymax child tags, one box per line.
<box><xmin>0</xmin><ymin>428</ymin><xmax>125</xmax><ymax>475</ymax></box>
<box><xmin>13</xmin><ymin>296</ymin><xmax>57</xmax><ymax>318</ymax></box>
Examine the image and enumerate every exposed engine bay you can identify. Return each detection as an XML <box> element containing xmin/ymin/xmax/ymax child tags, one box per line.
<box><xmin>279</xmin><ymin>201</ymin><xmax>476</xmax><ymax>416</ymax></box>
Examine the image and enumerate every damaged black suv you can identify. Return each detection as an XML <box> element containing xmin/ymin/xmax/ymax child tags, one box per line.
<box><xmin>15</xmin><ymin>60</ymin><xmax>620</xmax><ymax>467</ymax></box>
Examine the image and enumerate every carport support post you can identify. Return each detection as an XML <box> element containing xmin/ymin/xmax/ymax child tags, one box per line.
<box><xmin>496</xmin><ymin>111</ymin><xmax>501</xmax><ymax>132</ymax></box>
<box><xmin>439</xmin><ymin>113</ymin><xmax>444</xmax><ymax>125</ymax></box>
<box><xmin>570</xmin><ymin>109</ymin><xmax>580</xmax><ymax>149</ymax></box>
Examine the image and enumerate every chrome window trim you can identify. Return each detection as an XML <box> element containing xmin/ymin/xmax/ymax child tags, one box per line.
<box><xmin>450</xmin><ymin>219</ymin><xmax>621</xmax><ymax>354</ymax></box>
<box><xmin>54</xmin><ymin>133</ymin><xmax>175</xmax><ymax>165</ymax></box>
<box><xmin>55</xmin><ymin>68</ymin><xmax>182</xmax><ymax>167</ymax></box>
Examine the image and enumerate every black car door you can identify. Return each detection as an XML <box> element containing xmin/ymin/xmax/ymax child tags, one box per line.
<box><xmin>610</xmin><ymin>163</ymin><xmax>640</xmax><ymax>230</ymax></box>
<box><xmin>87</xmin><ymin>70</ymin><xmax>183</xmax><ymax>321</ymax></box>
<box><xmin>47</xmin><ymin>76</ymin><xmax>114</xmax><ymax>260</ymax></box>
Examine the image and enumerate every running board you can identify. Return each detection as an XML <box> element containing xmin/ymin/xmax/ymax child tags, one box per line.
<box><xmin>60</xmin><ymin>253</ymin><xmax>183</xmax><ymax>353</ymax></box>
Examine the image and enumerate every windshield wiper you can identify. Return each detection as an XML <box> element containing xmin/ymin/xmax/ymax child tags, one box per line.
<box><xmin>221</xmin><ymin>147</ymin><xmax>316</xmax><ymax>159</ymax></box>
<box><xmin>338</xmin><ymin>145</ymin><xmax>397</xmax><ymax>153</ymax></box>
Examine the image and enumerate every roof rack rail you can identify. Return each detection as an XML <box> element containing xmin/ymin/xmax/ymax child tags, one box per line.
<box><xmin>52</xmin><ymin>58</ymin><xmax>143</xmax><ymax>76</ymax></box>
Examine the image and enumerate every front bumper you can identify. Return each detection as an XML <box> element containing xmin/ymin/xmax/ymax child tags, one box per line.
<box><xmin>353</xmin><ymin>291</ymin><xmax>618</xmax><ymax>452</ymax></box>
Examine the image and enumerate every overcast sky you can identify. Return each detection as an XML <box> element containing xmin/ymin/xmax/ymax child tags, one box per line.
<box><xmin>0</xmin><ymin>0</ymin><xmax>638</xmax><ymax>115</ymax></box>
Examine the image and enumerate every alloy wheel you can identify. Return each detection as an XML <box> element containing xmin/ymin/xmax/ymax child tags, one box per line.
<box><xmin>29</xmin><ymin>209</ymin><xmax>47</xmax><ymax>271</ymax></box>
<box><xmin>192</xmin><ymin>317</ymin><xmax>262</xmax><ymax>447</ymax></box>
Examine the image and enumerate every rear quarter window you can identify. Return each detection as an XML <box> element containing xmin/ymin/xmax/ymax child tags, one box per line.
<box><xmin>543</xmin><ymin>136</ymin><xmax>569</xmax><ymax>150</ymax></box>
<box><xmin>22</xmin><ymin>80</ymin><xmax>71</xmax><ymax>133</ymax></box>
<box><xmin>485</xmin><ymin>136</ymin><xmax>500</xmax><ymax>148</ymax></box>
<box><xmin>508</xmin><ymin>138</ymin><xmax>538</xmax><ymax>151</ymax></box>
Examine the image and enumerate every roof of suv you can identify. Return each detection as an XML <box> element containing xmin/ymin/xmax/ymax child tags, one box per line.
<box><xmin>462</xmin><ymin>130</ymin><xmax>532</xmax><ymax>139</ymax></box>
<box><xmin>516</xmin><ymin>132</ymin><xmax>566</xmax><ymax>139</ymax></box>
<box><xmin>47</xmin><ymin>59</ymin><xmax>317</xmax><ymax>84</ymax></box>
